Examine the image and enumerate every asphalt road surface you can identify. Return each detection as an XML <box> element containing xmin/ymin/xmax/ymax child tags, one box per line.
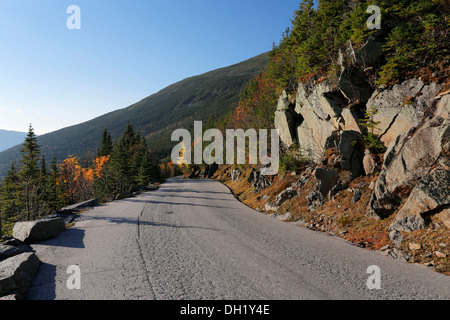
<box><xmin>27</xmin><ymin>177</ymin><xmax>449</xmax><ymax>300</ymax></box>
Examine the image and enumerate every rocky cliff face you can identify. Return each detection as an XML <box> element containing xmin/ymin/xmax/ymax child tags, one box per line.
<box><xmin>274</xmin><ymin>39</ymin><xmax>449</xmax><ymax>244</ymax></box>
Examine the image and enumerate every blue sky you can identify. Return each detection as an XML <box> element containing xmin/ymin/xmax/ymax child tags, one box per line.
<box><xmin>0</xmin><ymin>0</ymin><xmax>301</xmax><ymax>135</ymax></box>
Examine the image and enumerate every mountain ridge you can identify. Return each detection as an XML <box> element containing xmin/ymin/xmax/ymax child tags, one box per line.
<box><xmin>0</xmin><ymin>130</ymin><xmax>27</xmax><ymax>153</ymax></box>
<box><xmin>0</xmin><ymin>52</ymin><xmax>269</xmax><ymax>178</ymax></box>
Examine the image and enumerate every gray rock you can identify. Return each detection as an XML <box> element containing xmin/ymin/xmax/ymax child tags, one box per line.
<box><xmin>295</xmin><ymin>176</ymin><xmax>309</xmax><ymax>187</ymax></box>
<box><xmin>295</xmin><ymin>82</ymin><xmax>344</xmax><ymax>163</ymax></box>
<box><xmin>274</xmin><ymin>212</ymin><xmax>291</xmax><ymax>221</ymax></box>
<box><xmin>390</xmin><ymin>169</ymin><xmax>450</xmax><ymax>232</ymax></box>
<box><xmin>389</xmin><ymin>248</ymin><xmax>411</xmax><ymax>262</ymax></box>
<box><xmin>275</xmin><ymin>188</ymin><xmax>299</xmax><ymax>206</ymax></box>
<box><xmin>389</xmin><ymin>229</ymin><xmax>404</xmax><ymax>247</ymax></box>
<box><xmin>0</xmin><ymin>252</ymin><xmax>40</xmax><ymax>298</ymax></box>
<box><xmin>12</xmin><ymin>218</ymin><xmax>66</xmax><ymax>244</ymax></box>
<box><xmin>363</xmin><ymin>149</ymin><xmax>376</xmax><ymax>176</ymax></box>
<box><xmin>275</xmin><ymin>90</ymin><xmax>298</xmax><ymax>148</ymax></box>
<box><xmin>0</xmin><ymin>294</ymin><xmax>19</xmax><ymax>300</ymax></box>
<box><xmin>0</xmin><ymin>244</ymin><xmax>27</xmax><ymax>262</ymax></box>
<box><xmin>306</xmin><ymin>189</ymin><xmax>325</xmax><ymax>212</ymax></box>
<box><xmin>231</xmin><ymin>168</ymin><xmax>242</xmax><ymax>181</ymax></box>
<box><xmin>436</xmin><ymin>208</ymin><xmax>450</xmax><ymax>229</ymax></box>
<box><xmin>368</xmin><ymin>79</ymin><xmax>444</xmax><ymax>148</ymax></box>
<box><xmin>352</xmin><ymin>189</ymin><xmax>363</xmax><ymax>203</ymax></box>
<box><xmin>1</xmin><ymin>238</ymin><xmax>33</xmax><ymax>253</ymax></box>
<box><xmin>391</xmin><ymin>216</ymin><xmax>427</xmax><ymax>233</ymax></box>
<box><xmin>337</xmin><ymin>130</ymin><xmax>364</xmax><ymax>177</ymax></box>
<box><xmin>56</xmin><ymin>198</ymin><xmax>99</xmax><ymax>214</ymax></box>
<box><xmin>248</xmin><ymin>168</ymin><xmax>271</xmax><ymax>193</ymax></box>
<box><xmin>369</xmin><ymin>111</ymin><xmax>449</xmax><ymax>218</ymax></box>
<box><xmin>265</xmin><ymin>203</ymin><xmax>279</xmax><ymax>212</ymax></box>
<box><xmin>314</xmin><ymin>168</ymin><xmax>339</xmax><ymax>197</ymax></box>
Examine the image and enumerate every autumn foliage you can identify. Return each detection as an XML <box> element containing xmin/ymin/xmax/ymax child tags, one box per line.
<box><xmin>58</xmin><ymin>156</ymin><xmax>94</xmax><ymax>205</ymax></box>
<box><xmin>0</xmin><ymin>123</ymin><xmax>161</xmax><ymax>238</ymax></box>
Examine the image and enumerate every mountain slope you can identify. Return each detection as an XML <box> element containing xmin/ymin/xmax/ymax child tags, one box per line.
<box><xmin>0</xmin><ymin>130</ymin><xmax>27</xmax><ymax>153</ymax></box>
<box><xmin>0</xmin><ymin>52</ymin><xmax>268</xmax><ymax>177</ymax></box>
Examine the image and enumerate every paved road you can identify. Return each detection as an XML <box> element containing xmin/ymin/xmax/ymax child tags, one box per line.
<box><xmin>27</xmin><ymin>178</ymin><xmax>449</xmax><ymax>300</ymax></box>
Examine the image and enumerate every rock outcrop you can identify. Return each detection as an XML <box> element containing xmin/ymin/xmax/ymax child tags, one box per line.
<box><xmin>368</xmin><ymin>97</ymin><xmax>449</xmax><ymax>219</ymax></box>
<box><xmin>275</xmin><ymin>188</ymin><xmax>299</xmax><ymax>206</ymax></box>
<box><xmin>295</xmin><ymin>82</ymin><xmax>345</xmax><ymax>162</ymax></box>
<box><xmin>56</xmin><ymin>198</ymin><xmax>99</xmax><ymax>215</ymax></box>
<box><xmin>247</xmin><ymin>168</ymin><xmax>271</xmax><ymax>193</ymax></box>
<box><xmin>13</xmin><ymin>218</ymin><xmax>66</xmax><ymax>244</ymax></box>
<box><xmin>314</xmin><ymin>168</ymin><xmax>339</xmax><ymax>197</ymax></box>
<box><xmin>390</xmin><ymin>168</ymin><xmax>450</xmax><ymax>232</ymax></box>
<box><xmin>365</xmin><ymin>83</ymin><xmax>449</xmax><ymax>243</ymax></box>
<box><xmin>274</xmin><ymin>90</ymin><xmax>299</xmax><ymax>148</ymax></box>
<box><xmin>273</xmin><ymin>43</ymin><xmax>449</xmax><ymax>246</ymax></box>
<box><xmin>368</xmin><ymin>79</ymin><xmax>444</xmax><ymax>147</ymax></box>
<box><xmin>0</xmin><ymin>252</ymin><xmax>40</xmax><ymax>298</ymax></box>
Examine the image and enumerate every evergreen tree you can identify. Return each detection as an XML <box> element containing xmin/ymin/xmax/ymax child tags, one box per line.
<box><xmin>48</xmin><ymin>155</ymin><xmax>63</xmax><ymax>211</ymax></box>
<box><xmin>40</xmin><ymin>155</ymin><xmax>47</xmax><ymax>177</ymax></box>
<box><xmin>19</xmin><ymin>125</ymin><xmax>41</xmax><ymax>221</ymax></box>
<box><xmin>0</xmin><ymin>162</ymin><xmax>20</xmax><ymax>237</ymax></box>
<box><xmin>99</xmin><ymin>128</ymin><xmax>113</xmax><ymax>157</ymax></box>
<box><xmin>360</xmin><ymin>106</ymin><xmax>386</xmax><ymax>154</ymax></box>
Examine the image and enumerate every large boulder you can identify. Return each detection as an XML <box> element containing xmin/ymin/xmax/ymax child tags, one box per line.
<box><xmin>275</xmin><ymin>188</ymin><xmax>299</xmax><ymax>206</ymax></box>
<box><xmin>337</xmin><ymin>130</ymin><xmax>365</xmax><ymax>177</ymax></box>
<box><xmin>12</xmin><ymin>218</ymin><xmax>66</xmax><ymax>244</ymax></box>
<box><xmin>368</xmin><ymin>79</ymin><xmax>444</xmax><ymax>148</ymax></box>
<box><xmin>295</xmin><ymin>82</ymin><xmax>345</xmax><ymax>162</ymax></box>
<box><xmin>275</xmin><ymin>90</ymin><xmax>299</xmax><ymax>148</ymax></box>
<box><xmin>0</xmin><ymin>252</ymin><xmax>40</xmax><ymax>298</ymax></box>
<box><xmin>390</xmin><ymin>168</ymin><xmax>450</xmax><ymax>232</ymax></box>
<box><xmin>56</xmin><ymin>198</ymin><xmax>99</xmax><ymax>214</ymax></box>
<box><xmin>436</xmin><ymin>209</ymin><xmax>450</xmax><ymax>229</ymax></box>
<box><xmin>368</xmin><ymin>91</ymin><xmax>450</xmax><ymax>219</ymax></box>
<box><xmin>0</xmin><ymin>244</ymin><xmax>28</xmax><ymax>262</ymax></box>
<box><xmin>248</xmin><ymin>168</ymin><xmax>271</xmax><ymax>193</ymax></box>
<box><xmin>314</xmin><ymin>168</ymin><xmax>339</xmax><ymax>197</ymax></box>
<box><xmin>340</xmin><ymin>107</ymin><xmax>363</xmax><ymax>133</ymax></box>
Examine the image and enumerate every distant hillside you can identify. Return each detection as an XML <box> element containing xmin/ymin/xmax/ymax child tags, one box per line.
<box><xmin>0</xmin><ymin>130</ymin><xmax>27</xmax><ymax>153</ymax></box>
<box><xmin>0</xmin><ymin>52</ymin><xmax>269</xmax><ymax>178</ymax></box>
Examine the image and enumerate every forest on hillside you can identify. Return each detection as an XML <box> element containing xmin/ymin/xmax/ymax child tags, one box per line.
<box><xmin>0</xmin><ymin>124</ymin><xmax>166</xmax><ymax>238</ymax></box>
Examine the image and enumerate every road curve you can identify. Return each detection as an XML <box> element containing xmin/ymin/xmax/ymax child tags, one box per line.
<box><xmin>27</xmin><ymin>177</ymin><xmax>449</xmax><ymax>300</ymax></box>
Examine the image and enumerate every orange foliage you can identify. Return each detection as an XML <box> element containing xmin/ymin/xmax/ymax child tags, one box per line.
<box><xmin>59</xmin><ymin>155</ymin><xmax>94</xmax><ymax>204</ymax></box>
<box><xmin>93</xmin><ymin>155</ymin><xmax>110</xmax><ymax>179</ymax></box>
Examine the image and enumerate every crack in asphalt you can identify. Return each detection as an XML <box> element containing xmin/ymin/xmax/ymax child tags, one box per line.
<box><xmin>135</xmin><ymin>204</ymin><xmax>157</xmax><ymax>300</ymax></box>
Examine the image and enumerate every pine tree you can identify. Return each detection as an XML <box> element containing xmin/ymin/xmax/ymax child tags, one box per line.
<box><xmin>19</xmin><ymin>125</ymin><xmax>41</xmax><ymax>221</ymax></box>
<box><xmin>48</xmin><ymin>155</ymin><xmax>63</xmax><ymax>211</ymax></box>
<box><xmin>360</xmin><ymin>106</ymin><xmax>386</xmax><ymax>154</ymax></box>
<box><xmin>99</xmin><ymin>128</ymin><xmax>113</xmax><ymax>157</ymax></box>
<box><xmin>0</xmin><ymin>162</ymin><xmax>20</xmax><ymax>237</ymax></box>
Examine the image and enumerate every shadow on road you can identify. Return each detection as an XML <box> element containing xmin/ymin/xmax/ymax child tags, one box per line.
<box><xmin>26</xmin><ymin>263</ymin><xmax>57</xmax><ymax>300</ymax></box>
<box><xmin>33</xmin><ymin>228</ymin><xmax>86</xmax><ymax>249</ymax></box>
<box><xmin>120</xmin><ymin>197</ymin><xmax>233</xmax><ymax>210</ymax></box>
<box><xmin>81</xmin><ymin>215</ymin><xmax>220</xmax><ymax>232</ymax></box>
